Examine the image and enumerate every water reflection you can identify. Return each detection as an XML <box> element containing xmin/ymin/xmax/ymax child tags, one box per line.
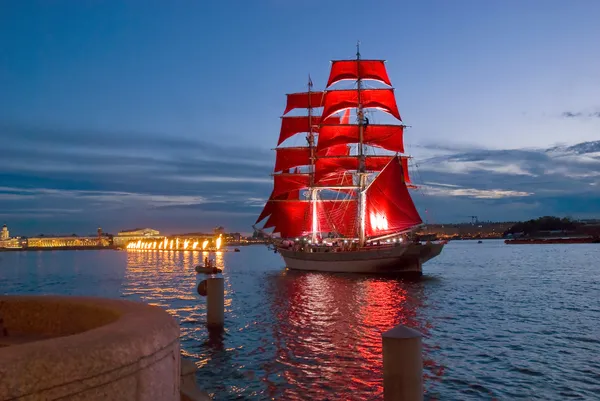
<box><xmin>122</xmin><ymin>250</ymin><xmax>230</xmax><ymax>347</ymax></box>
<box><xmin>267</xmin><ymin>270</ymin><xmax>442</xmax><ymax>400</ymax></box>
<box><xmin>4</xmin><ymin>243</ymin><xmax>599</xmax><ymax>400</ymax></box>
<box><xmin>123</xmin><ymin>250</ymin><xmax>206</xmax><ymax>328</ymax></box>
<box><xmin>120</xmin><ymin>250</ymin><xmax>442</xmax><ymax>400</ymax></box>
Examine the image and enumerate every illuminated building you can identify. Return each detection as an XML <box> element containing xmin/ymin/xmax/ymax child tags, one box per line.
<box><xmin>26</xmin><ymin>236</ymin><xmax>111</xmax><ymax>248</ymax></box>
<box><xmin>113</xmin><ymin>228</ymin><xmax>164</xmax><ymax>247</ymax></box>
<box><xmin>224</xmin><ymin>232</ymin><xmax>241</xmax><ymax>242</ymax></box>
<box><xmin>0</xmin><ymin>224</ymin><xmax>24</xmax><ymax>249</ymax></box>
<box><xmin>0</xmin><ymin>238</ymin><xmax>24</xmax><ymax>248</ymax></box>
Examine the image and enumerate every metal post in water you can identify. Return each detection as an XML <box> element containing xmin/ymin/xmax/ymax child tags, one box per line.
<box><xmin>382</xmin><ymin>325</ymin><xmax>423</xmax><ymax>401</ymax></box>
<box><xmin>206</xmin><ymin>277</ymin><xmax>224</xmax><ymax>328</ymax></box>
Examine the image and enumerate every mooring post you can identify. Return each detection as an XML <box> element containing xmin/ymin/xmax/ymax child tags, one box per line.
<box><xmin>382</xmin><ymin>325</ymin><xmax>423</xmax><ymax>401</ymax></box>
<box><xmin>206</xmin><ymin>277</ymin><xmax>224</xmax><ymax>328</ymax></box>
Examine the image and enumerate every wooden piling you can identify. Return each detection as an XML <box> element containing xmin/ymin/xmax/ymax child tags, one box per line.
<box><xmin>206</xmin><ymin>278</ymin><xmax>224</xmax><ymax>328</ymax></box>
<box><xmin>382</xmin><ymin>325</ymin><xmax>423</xmax><ymax>401</ymax></box>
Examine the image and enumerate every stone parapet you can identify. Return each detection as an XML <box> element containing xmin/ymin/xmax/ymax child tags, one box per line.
<box><xmin>180</xmin><ymin>358</ymin><xmax>212</xmax><ymax>401</ymax></box>
<box><xmin>0</xmin><ymin>295</ymin><xmax>180</xmax><ymax>401</ymax></box>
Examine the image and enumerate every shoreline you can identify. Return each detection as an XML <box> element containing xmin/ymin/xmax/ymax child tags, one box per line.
<box><xmin>0</xmin><ymin>244</ymin><xmax>266</xmax><ymax>252</ymax></box>
<box><xmin>0</xmin><ymin>246</ymin><xmax>117</xmax><ymax>252</ymax></box>
<box><xmin>505</xmin><ymin>237</ymin><xmax>600</xmax><ymax>244</ymax></box>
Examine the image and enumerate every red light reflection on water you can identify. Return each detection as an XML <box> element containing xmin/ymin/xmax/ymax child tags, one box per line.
<box><xmin>122</xmin><ymin>252</ymin><xmax>445</xmax><ymax>399</ymax></box>
<box><xmin>267</xmin><ymin>271</ymin><xmax>445</xmax><ymax>400</ymax></box>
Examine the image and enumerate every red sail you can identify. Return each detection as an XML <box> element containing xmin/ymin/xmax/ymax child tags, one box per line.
<box><xmin>365</xmin><ymin>156</ymin><xmax>394</xmax><ymax>171</ymax></box>
<box><xmin>278</xmin><ymin>116</ymin><xmax>340</xmax><ymax>145</ymax></box>
<box><xmin>273</xmin><ymin>173</ymin><xmax>310</xmax><ymax>198</ymax></box>
<box><xmin>256</xmin><ymin>191</ymin><xmax>289</xmax><ymax>224</ymax></box>
<box><xmin>317</xmin><ymin>200</ymin><xmax>358</xmax><ymax>237</ymax></box>
<box><xmin>256</xmin><ymin>200</ymin><xmax>274</xmax><ymax>225</ymax></box>
<box><xmin>264</xmin><ymin>205</ymin><xmax>280</xmax><ymax>232</ymax></box>
<box><xmin>283</xmin><ymin>92</ymin><xmax>325</xmax><ymax>115</ymax></box>
<box><xmin>365</xmin><ymin>156</ymin><xmax>422</xmax><ymax>237</ymax></box>
<box><xmin>327</xmin><ymin>60</ymin><xmax>392</xmax><ymax>87</ymax></box>
<box><xmin>316</xmin><ymin>171</ymin><xmax>354</xmax><ymax>186</ymax></box>
<box><xmin>263</xmin><ymin>201</ymin><xmax>282</xmax><ymax>231</ymax></box>
<box><xmin>315</xmin><ymin>157</ymin><xmax>358</xmax><ymax>182</ymax></box>
<box><xmin>274</xmin><ymin>147</ymin><xmax>311</xmax><ymax>172</ymax></box>
<box><xmin>289</xmin><ymin>167</ymin><xmax>302</xmax><ymax>199</ymax></box>
<box><xmin>267</xmin><ymin>201</ymin><xmax>311</xmax><ymax>238</ymax></box>
<box><xmin>263</xmin><ymin>199</ymin><xmax>357</xmax><ymax>238</ymax></box>
<box><xmin>315</xmin><ymin>156</ymin><xmax>401</xmax><ymax>182</ymax></box>
<box><xmin>322</xmin><ymin>89</ymin><xmax>401</xmax><ymax>121</ymax></box>
<box><xmin>401</xmin><ymin>157</ymin><xmax>411</xmax><ymax>184</ymax></box>
<box><xmin>257</xmin><ymin>169</ymin><xmax>307</xmax><ymax>225</ymax></box>
<box><xmin>340</xmin><ymin>108</ymin><xmax>351</xmax><ymax>124</ymax></box>
<box><xmin>317</xmin><ymin>124</ymin><xmax>404</xmax><ymax>153</ymax></box>
<box><xmin>279</xmin><ymin>116</ymin><xmax>319</xmax><ymax>145</ymax></box>
<box><xmin>316</xmin><ymin>144</ymin><xmax>350</xmax><ymax>157</ymax></box>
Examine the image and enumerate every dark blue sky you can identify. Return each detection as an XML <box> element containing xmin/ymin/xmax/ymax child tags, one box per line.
<box><xmin>1</xmin><ymin>1</ymin><xmax>599</xmax><ymax>235</ymax></box>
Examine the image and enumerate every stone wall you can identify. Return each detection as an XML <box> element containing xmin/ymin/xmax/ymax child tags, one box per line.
<box><xmin>0</xmin><ymin>295</ymin><xmax>180</xmax><ymax>401</ymax></box>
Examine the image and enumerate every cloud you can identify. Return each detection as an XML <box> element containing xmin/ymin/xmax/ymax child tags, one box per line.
<box><xmin>552</xmin><ymin>141</ymin><xmax>600</xmax><ymax>156</ymax></box>
<box><xmin>419</xmin><ymin>159</ymin><xmax>536</xmax><ymax>176</ymax></box>
<box><xmin>421</xmin><ymin>184</ymin><xmax>532</xmax><ymax>199</ymax></box>
<box><xmin>422</xmin><ymin>182</ymin><xmax>461</xmax><ymax>188</ymax></box>
<box><xmin>169</xmin><ymin>175</ymin><xmax>273</xmax><ymax>184</ymax></box>
<box><xmin>1</xmin><ymin>120</ymin><xmax>599</xmax><ymax>234</ymax></box>
<box><xmin>409</xmin><ymin>139</ymin><xmax>600</xmax><ymax>220</ymax></box>
<box><xmin>560</xmin><ymin>111</ymin><xmax>600</xmax><ymax>119</ymax></box>
<box><xmin>0</xmin><ymin>121</ymin><xmax>277</xmax><ymax>234</ymax></box>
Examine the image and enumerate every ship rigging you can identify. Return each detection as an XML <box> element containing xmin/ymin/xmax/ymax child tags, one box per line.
<box><xmin>254</xmin><ymin>45</ymin><xmax>444</xmax><ymax>274</ymax></box>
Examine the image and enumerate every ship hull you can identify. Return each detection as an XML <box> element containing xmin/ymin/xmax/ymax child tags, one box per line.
<box><xmin>277</xmin><ymin>242</ymin><xmax>444</xmax><ymax>275</ymax></box>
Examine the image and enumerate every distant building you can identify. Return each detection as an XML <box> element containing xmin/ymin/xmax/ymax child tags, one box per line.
<box><xmin>0</xmin><ymin>238</ymin><xmax>25</xmax><ymax>249</ymax></box>
<box><xmin>26</xmin><ymin>235</ymin><xmax>110</xmax><ymax>248</ymax></box>
<box><xmin>0</xmin><ymin>224</ymin><xmax>26</xmax><ymax>248</ymax></box>
<box><xmin>1</xmin><ymin>224</ymin><xmax>9</xmax><ymax>241</ymax></box>
<box><xmin>213</xmin><ymin>226</ymin><xmax>225</xmax><ymax>235</ymax></box>
<box><xmin>113</xmin><ymin>228</ymin><xmax>163</xmax><ymax>247</ymax></box>
<box><xmin>225</xmin><ymin>232</ymin><xmax>241</xmax><ymax>242</ymax></box>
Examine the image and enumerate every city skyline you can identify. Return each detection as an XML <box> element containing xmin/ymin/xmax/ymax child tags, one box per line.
<box><xmin>1</xmin><ymin>1</ymin><xmax>600</xmax><ymax>235</ymax></box>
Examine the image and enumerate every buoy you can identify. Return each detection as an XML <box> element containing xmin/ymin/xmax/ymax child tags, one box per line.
<box><xmin>197</xmin><ymin>280</ymin><xmax>207</xmax><ymax>296</ymax></box>
<box><xmin>195</xmin><ymin>264</ymin><xmax>223</xmax><ymax>274</ymax></box>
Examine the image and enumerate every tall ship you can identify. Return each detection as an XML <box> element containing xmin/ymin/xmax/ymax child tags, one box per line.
<box><xmin>255</xmin><ymin>46</ymin><xmax>444</xmax><ymax>275</ymax></box>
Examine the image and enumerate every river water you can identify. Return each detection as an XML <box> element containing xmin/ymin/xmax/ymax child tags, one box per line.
<box><xmin>1</xmin><ymin>241</ymin><xmax>599</xmax><ymax>400</ymax></box>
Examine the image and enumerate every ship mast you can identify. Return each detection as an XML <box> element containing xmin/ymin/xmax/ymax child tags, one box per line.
<box><xmin>307</xmin><ymin>76</ymin><xmax>318</xmax><ymax>243</ymax></box>
<box><xmin>256</xmin><ymin>49</ymin><xmax>422</xmax><ymax>241</ymax></box>
<box><xmin>356</xmin><ymin>41</ymin><xmax>367</xmax><ymax>247</ymax></box>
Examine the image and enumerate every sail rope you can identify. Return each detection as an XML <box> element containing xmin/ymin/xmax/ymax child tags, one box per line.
<box><xmin>315</xmin><ymin>190</ymin><xmax>356</xmax><ymax>239</ymax></box>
